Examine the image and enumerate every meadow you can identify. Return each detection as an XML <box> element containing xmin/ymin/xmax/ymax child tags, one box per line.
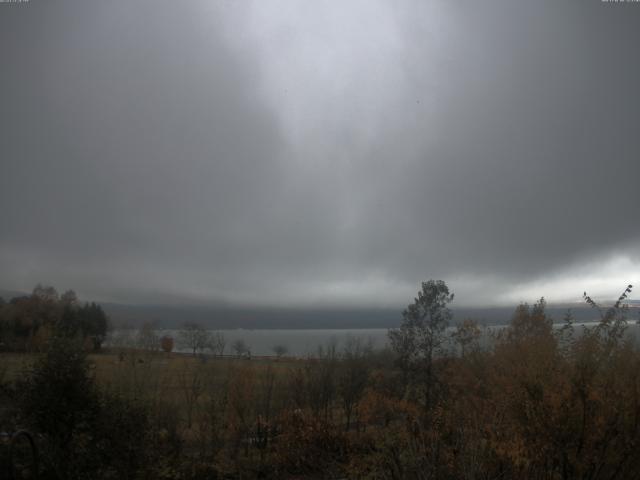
<box><xmin>3</xmin><ymin>283</ymin><xmax>640</xmax><ymax>479</ymax></box>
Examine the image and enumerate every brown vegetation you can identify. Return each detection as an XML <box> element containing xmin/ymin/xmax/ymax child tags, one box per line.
<box><xmin>1</xmin><ymin>282</ymin><xmax>639</xmax><ymax>479</ymax></box>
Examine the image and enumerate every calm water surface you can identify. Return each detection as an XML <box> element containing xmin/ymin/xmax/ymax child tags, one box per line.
<box><xmin>110</xmin><ymin>321</ymin><xmax>640</xmax><ymax>357</ymax></box>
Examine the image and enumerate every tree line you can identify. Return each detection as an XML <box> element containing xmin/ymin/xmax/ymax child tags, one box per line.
<box><xmin>1</xmin><ymin>280</ymin><xmax>639</xmax><ymax>479</ymax></box>
<box><xmin>0</xmin><ymin>284</ymin><xmax>108</xmax><ymax>352</ymax></box>
<box><xmin>112</xmin><ymin>320</ymin><xmax>291</xmax><ymax>359</ymax></box>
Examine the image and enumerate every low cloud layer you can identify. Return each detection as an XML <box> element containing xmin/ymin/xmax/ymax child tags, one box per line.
<box><xmin>1</xmin><ymin>0</ymin><xmax>639</xmax><ymax>308</ymax></box>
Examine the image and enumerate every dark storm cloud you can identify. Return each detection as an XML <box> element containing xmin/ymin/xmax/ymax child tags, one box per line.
<box><xmin>1</xmin><ymin>0</ymin><xmax>639</xmax><ymax>307</ymax></box>
<box><xmin>387</xmin><ymin>1</ymin><xmax>640</xmax><ymax>278</ymax></box>
<box><xmin>0</xmin><ymin>0</ymin><xmax>293</xmax><ymax>301</ymax></box>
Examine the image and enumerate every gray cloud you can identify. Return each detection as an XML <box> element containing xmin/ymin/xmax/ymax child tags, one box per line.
<box><xmin>1</xmin><ymin>0</ymin><xmax>639</xmax><ymax>308</ymax></box>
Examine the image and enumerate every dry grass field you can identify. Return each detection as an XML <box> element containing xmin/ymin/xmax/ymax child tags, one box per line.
<box><xmin>1</xmin><ymin>349</ymin><xmax>303</xmax><ymax>438</ymax></box>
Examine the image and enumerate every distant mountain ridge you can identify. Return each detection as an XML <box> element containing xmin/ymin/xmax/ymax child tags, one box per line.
<box><xmin>102</xmin><ymin>302</ymin><xmax>638</xmax><ymax>330</ymax></box>
<box><xmin>1</xmin><ymin>288</ymin><xmax>637</xmax><ymax>329</ymax></box>
<box><xmin>0</xmin><ymin>289</ymin><xmax>29</xmax><ymax>300</ymax></box>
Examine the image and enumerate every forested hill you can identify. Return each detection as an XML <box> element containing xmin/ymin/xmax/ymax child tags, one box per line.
<box><xmin>102</xmin><ymin>302</ymin><xmax>631</xmax><ymax>330</ymax></box>
<box><xmin>3</xmin><ymin>289</ymin><xmax>636</xmax><ymax>330</ymax></box>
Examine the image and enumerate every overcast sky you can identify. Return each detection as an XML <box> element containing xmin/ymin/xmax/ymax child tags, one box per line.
<box><xmin>1</xmin><ymin>0</ymin><xmax>639</xmax><ymax>309</ymax></box>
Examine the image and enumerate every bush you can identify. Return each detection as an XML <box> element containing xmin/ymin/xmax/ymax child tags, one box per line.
<box><xmin>16</xmin><ymin>336</ymin><xmax>157</xmax><ymax>479</ymax></box>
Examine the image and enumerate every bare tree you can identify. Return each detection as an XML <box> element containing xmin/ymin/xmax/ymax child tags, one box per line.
<box><xmin>197</xmin><ymin>363</ymin><xmax>229</xmax><ymax>458</ymax></box>
<box><xmin>208</xmin><ymin>331</ymin><xmax>226</xmax><ymax>356</ymax></box>
<box><xmin>178</xmin><ymin>322</ymin><xmax>211</xmax><ymax>356</ymax></box>
<box><xmin>177</xmin><ymin>360</ymin><xmax>204</xmax><ymax>428</ymax></box>
<box><xmin>60</xmin><ymin>289</ymin><xmax>79</xmax><ymax>306</ymax></box>
<box><xmin>451</xmin><ymin>319</ymin><xmax>482</xmax><ymax>357</ymax></box>
<box><xmin>338</xmin><ymin>337</ymin><xmax>372</xmax><ymax>430</ymax></box>
<box><xmin>136</xmin><ymin>322</ymin><xmax>159</xmax><ymax>352</ymax></box>
<box><xmin>255</xmin><ymin>365</ymin><xmax>277</xmax><ymax>461</ymax></box>
<box><xmin>32</xmin><ymin>284</ymin><xmax>59</xmax><ymax>302</ymax></box>
<box><xmin>304</xmin><ymin>341</ymin><xmax>338</xmax><ymax>422</ymax></box>
<box><xmin>272</xmin><ymin>344</ymin><xmax>288</xmax><ymax>359</ymax></box>
<box><xmin>232</xmin><ymin>339</ymin><xmax>249</xmax><ymax>358</ymax></box>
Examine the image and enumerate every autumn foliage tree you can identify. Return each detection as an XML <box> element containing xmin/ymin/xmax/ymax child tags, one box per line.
<box><xmin>160</xmin><ymin>335</ymin><xmax>174</xmax><ymax>354</ymax></box>
<box><xmin>0</xmin><ymin>285</ymin><xmax>109</xmax><ymax>351</ymax></box>
<box><xmin>4</xmin><ymin>280</ymin><xmax>640</xmax><ymax>479</ymax></box>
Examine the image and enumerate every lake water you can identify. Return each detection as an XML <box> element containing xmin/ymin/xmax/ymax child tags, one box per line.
<box><xmin>109</xmin><ymin>321</ymin><xmax>640</xmax><ymax>357</ymax></box>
